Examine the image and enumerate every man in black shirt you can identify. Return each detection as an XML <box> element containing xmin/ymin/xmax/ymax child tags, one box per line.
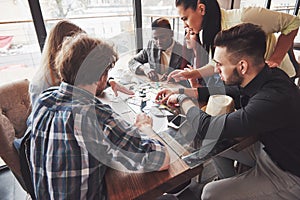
<box><xmin>162</xmin><ymin>23</ymin><xmax>300</xmax><ymax>199</ymax></box>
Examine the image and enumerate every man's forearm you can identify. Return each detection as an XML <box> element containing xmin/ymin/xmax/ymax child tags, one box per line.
<box><xmin>178</xmin><ymin>95</ymin><xmax>197</xmax><ymax>115</ymax></box>
<box><xmin>269</xmin><ymin>29</ymin><xmax>298</xmax><ymax>64</ymax></box>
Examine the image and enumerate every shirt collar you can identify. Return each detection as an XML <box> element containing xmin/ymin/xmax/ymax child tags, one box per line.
<box><xmin>60</xmin><ymin>82</ymin><xmax>96</xmax><ymax>100</ymax></box>
<box><xmin>163</xmin><ymin>40</ymin><xmax>175</xmax><ymax>54</ymax></box>
<box><xmin>239</xmin><ymin>64</ymin><xmax>269</xmax><ymax>97</ymax></box>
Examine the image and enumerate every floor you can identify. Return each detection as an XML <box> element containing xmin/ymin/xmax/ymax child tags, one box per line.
<box><xmin>0</xmin><ymin>160</ymin><xmax>218</xmax><ymax>200</ymax></box>
<box><xmin>0</xmin><ymin>168</ymin><xmax>27</xmax><ymax>200</ymax></box>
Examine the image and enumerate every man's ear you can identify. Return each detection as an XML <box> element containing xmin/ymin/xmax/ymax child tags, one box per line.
<box><xmin>239</xmin><ymin>60</ymin><xmax>248</xmax><ymax>75</ymax></box>
<box><xmin>198</xmin><ymin>3</ymin><xmax>206</xmax><ymax>15</ymax></box>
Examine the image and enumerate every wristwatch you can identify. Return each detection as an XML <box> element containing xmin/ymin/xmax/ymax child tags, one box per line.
<box><xmin>178</xmin><ymin>88</ymin><xmax>184</xmax><ymax>94</ymax></box>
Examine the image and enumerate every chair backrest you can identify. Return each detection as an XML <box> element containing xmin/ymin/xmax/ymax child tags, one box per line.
<box><xmin>0</xmin><ymin>79</ymin><xmax>31</xmax><ymax>139</ymax></box>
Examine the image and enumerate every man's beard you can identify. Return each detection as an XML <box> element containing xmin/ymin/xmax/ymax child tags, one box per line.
<box><xmin>224</xmin><ymin>67</ymin><xmax>243</xmax><ymax>86</ymax></box>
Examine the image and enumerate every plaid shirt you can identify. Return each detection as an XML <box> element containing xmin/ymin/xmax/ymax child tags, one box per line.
<box><xmin>27</xmin><ymin>82</ymin><xmax>167</xmax><ymax>200</ymax></box>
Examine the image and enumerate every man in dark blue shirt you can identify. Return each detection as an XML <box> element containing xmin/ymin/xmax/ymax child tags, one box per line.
<box><xmin>26</xmin><ymin>34</ymin><xmax>169</xmax><ymax>199</ymax></box>
<box><xmin>162</xmin><ymin>23</ymin><xmax>300</xmax><ymax>199</ymax></box>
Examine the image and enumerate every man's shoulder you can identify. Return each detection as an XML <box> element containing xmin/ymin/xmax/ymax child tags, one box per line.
<box><xmin>36</xmin><ymin>86</ymin><xmax>60</xmax><ymax>103</ymax></box>
<box><xmin>258</xmin><ymin>67</ymin><xmax>298</xmax><ymax>97</ymax></box>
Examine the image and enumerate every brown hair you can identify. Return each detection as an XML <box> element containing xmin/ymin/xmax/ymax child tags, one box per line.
<box><xmin>214</xmin><ymin>23</ymin><xmax>266</xmax><ymax>66</ymax></box>
<box><xmin>40</xmin><ymin>20</ymin><xmax>84</xmax><ymax>86</ymax></box>
<box><xmin>55</xmin><ymin>34</ymin><xmax>118</xmax><ymax>86</ymax></box>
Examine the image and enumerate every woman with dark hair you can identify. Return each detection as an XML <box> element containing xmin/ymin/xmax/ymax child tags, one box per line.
<box><xmin>168</xmin><ymin>0</ymin><xmax>300</xmax><ymax>83</ymax></box>
<box><xmin>177</xmin><ymin>0</ymin><xmax>221</xmax><ymax>55</ymax></box>
<box><xmin>183</xmin><ymin>28</ymin><xmax>209</xmax><ymax>87</ymax></box>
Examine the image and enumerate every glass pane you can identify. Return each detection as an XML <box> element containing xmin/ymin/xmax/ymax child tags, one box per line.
<box><xmin>270</xmin><ymin>0</ymin><xmax>297</xmax><ymax>14</ymax></box>
<box><xmin>269</xmin><ymin>0</ymin><xmax>300</xmax><ymax>59</ymax></box>
<box><xmin>39</xmin><ymin>0</ymin><xmax>135</xmax><ymax>56</ymax></box>
<box><xmin>141</xmin><ymin>0</ymin><xmax>185</xmax><ymax>47</ymax></box>
<box><xmin>0</xmin><ymin>0</ymin><xmax>41</xmax><ymax>85</ymax></box>
<box><xmin>240</xmin><ymin>0</ymin><xmax>265</xmax><ymax>8</ymax></box>
<box><xmin>217</xmin><ymin>0</ymin><xmax>239</xmax><ymax>9</ymax></box>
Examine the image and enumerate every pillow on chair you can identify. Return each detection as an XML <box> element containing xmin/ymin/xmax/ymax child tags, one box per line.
<box><xmin>0</xmin><ymin>79</ymin><xmax>30</xmax><ymax>138</ymax></box>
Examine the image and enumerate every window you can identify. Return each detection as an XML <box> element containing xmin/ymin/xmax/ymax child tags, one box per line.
<box><xmin>269</xmin><ymin>0</ymin><xmax>297</xmax><ymax>14</ymax></box>
<box><xmin>240</xmin><ymin>0</ymin><xmax>266</xmax><ymax>7</ymax></box>
<box><xmin>39</xmin><ymin>0</ymin><xmax>135</xmax><ymax>55</ymax></box>
<box><xmin>141</xmin><ymin>0</ymin><xmax>185</xmax><ymax>47</ymax></box>
<box><xmin>0</xmin><ymin>0</ymin><xmax>41</xmax><ymax>85</ymax></box>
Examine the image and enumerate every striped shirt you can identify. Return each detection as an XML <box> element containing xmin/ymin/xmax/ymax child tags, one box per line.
<box><xmin>26</xmin><ymin>82</ymin><xmax>167</xmax><ymax>199</ymax></box>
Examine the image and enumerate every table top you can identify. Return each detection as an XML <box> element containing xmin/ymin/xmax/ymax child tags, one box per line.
<box><xmin>105</xmin><ymin>136</ymin><xmax>256</xmax><ymax>200</ymax></box>
<box><xmin>100</xmin><ymin>55</ymin><xmax>199</xmax><ymax>199</ymax></box>
<box><xmin>102</xmin><ymin>55</ymin><xmax>258</xmax><ymax>200</ymax></box>
<box><xmin>105</xmin><ymin>147</ymin><xmax>203</xmax><ymax>200</ymax></box>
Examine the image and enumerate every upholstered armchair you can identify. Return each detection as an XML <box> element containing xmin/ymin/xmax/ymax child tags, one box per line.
<box><xmin>0</xmin><ymin>79</ymin><xmax>31</xmax><ymax>189</ymax></box>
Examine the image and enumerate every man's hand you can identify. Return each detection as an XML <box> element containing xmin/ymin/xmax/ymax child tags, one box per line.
<box><xmin>146</xmin><ymin>70</ymin><xmax>159</xmax><ymax>81</ymax></box>
<box><xmin>155</xmin><ymin>88</ymin><xmax>177</xmax><ymax>104</ymax></box>
<box><xmin>166</xmin><ymin>94</ymin><xmax>180</xmax><ymax>107</ymax></box>
<box><xmin>109</xmin><ymin>80</ymin><xmax>135</xmax><ymax>97</ymax></box>
<box><xmin>135</xmin><ymin>113</ymin><xmax>153</xmax><ymax>129</ymax></box>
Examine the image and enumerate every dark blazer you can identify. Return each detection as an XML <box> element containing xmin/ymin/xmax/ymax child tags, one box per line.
<box><xmin>128</xmin><ymin>39</ymin><xmax>185</xmax><ymax>75</ymax></box>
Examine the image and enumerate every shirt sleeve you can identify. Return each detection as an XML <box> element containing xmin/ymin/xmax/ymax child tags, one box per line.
<box><xmin>241</xmin><ymin>7</ymin><xmax>300</xmax><ymax>35</ymax></box>
<box><xmin>128</xmin><ymin>42</ymin><xmax>151</xmax><ymax>74</ymax></box>
<box><xmin>188</xmin><ymin>89</ymin><xmax>288</xmax><ymax>140</ymax></box>
<box><xmin>197</xmin><ymin>85</ymin><xmax>240</xmax><ymax>105</ymax></box>
<box><xmin>104</xmin><ymin>112</ymin><xmax>167</xmax><ymax>171</ymax></box>
<box><xmin>79</xmin><ymin>106</ymin><xmax>167</xmax><ymax>172</ymax></box>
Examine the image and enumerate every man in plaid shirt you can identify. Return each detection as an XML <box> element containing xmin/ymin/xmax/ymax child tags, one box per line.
<box><xmin>26</xmin><ymin>34</ymin><xmax>170</xmax><ymax>199</ymax></box>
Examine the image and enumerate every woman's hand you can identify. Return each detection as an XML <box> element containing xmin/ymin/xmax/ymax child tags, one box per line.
<box><xmin>167</xmin><ymin>68</ymin><xmax>201</xmax><ymax>82</ymax></box>
<box><xmin>109</xmin><ymin>80</ymin><xmax>135</xmax><ymax>97</ymax></box>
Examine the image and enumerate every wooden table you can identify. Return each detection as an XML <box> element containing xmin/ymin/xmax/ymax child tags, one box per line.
<box><xmin>105</xmin><ymin>150</ymin><xmax>203</xmax><ymax>200</ymax></box>
<box><xmin>100</xmin><ymin>57</ymin><xmax>202</xmax><ymax>199</ymax></box>
<box><xmin>105</xmin><ymin>135</ymin><xmax>258</xmax><ymax>200</ymax></box>
<box><xmin>103</xmin><ymin>55</ymin><xmax>258</xmax><ymax>200</ymax></box>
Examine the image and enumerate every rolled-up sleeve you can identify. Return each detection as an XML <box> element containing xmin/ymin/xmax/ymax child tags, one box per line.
<box><xmin>241</xmin><ymin>7</ymin><xmax>300</xmax><ymax>35</ymax></box>
<box><xmin>79</xmin><ymin>107</ymin><xmax>167</xmax><ymax>172</ymax></box>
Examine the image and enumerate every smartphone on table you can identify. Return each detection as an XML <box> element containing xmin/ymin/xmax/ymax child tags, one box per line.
<box><xmin>167</xmin><ymin>114</ymin><xmax>186</xmax><ymax>129</ymax></box>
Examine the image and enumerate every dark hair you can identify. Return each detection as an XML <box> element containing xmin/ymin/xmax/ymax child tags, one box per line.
<box><xmin>214</xmin><ymin>23</ymin><xmax>266</xmax><ymax>65</ymax></box>
<box><xmin>152</xmin><ymin>17</ymin><xmax>172</xmax><ymax>30</ymax></box>
<box><xmin>56</xmin><ymin>34</ymin><xmax>118</xmax><ymax>85</ymax></box>
<box><xmin>175</xmin><ymin>0</ymin><xmax>221</xmax><ymax>56</ymax></box>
